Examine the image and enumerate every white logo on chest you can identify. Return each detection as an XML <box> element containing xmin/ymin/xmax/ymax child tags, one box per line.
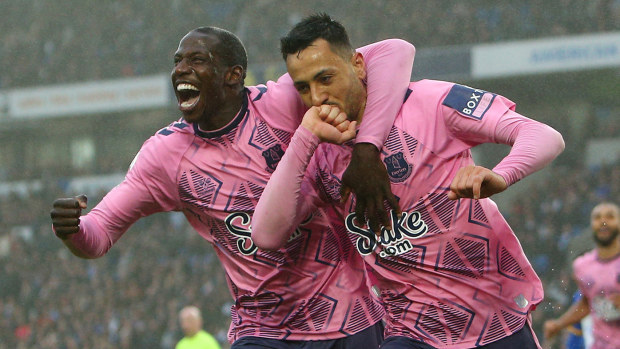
<box><xmin>224</xmin><ymin>212</ymin><xmax>310</xmax><ymax>255</ymax></box>
<box><xmin>345</xmin><ymin>210</ymin><xmax>428</xmax><ymax>257</ymax></box>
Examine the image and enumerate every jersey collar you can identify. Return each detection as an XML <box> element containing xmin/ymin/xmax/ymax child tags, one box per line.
<box><xmin>192</xmin><ymin>88</ymin><xmax>250</xmax><ymax>139</ymax></box>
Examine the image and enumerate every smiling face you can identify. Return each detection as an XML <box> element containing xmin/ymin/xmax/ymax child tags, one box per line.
<box><xmin>591</xmin><ymin>203</ymin><xmax>620</xmax><ymax>247</ymax></box>
<box><xmin>171</xmin><ymin>31</ymin><xmax>227</xmax><ymax>125</ymax></box>
<box><xmin>286</xmin><ymin>39</ymin><xmax>367</xmax><ymax>122</ymax></box>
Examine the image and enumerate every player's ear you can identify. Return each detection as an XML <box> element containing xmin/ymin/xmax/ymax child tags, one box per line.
<box><xmin>351</xmin><ymin>52</ymin><xmax>366</xmax><ymax>80</ymax></box>
<box><xmin>225</xmin><ymin>65</ymin><xmax>244</xmax><ymax>86</ymax></box>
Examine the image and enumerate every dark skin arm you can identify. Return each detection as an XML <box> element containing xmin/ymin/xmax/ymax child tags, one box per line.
<box><xmin>50</xmin><ymin>195</ymin><xmax>93</xmax><ymax>259</ymax></box>
<box><xmin>341</xmin><ymin>143</ymin><xmax>400</xmax><ymax>233</ymax></box>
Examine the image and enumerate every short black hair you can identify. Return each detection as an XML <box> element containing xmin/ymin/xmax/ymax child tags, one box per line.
<box><xmin>280</xmin><ymin>13</ymin><xmax>354</xmax><ymax>61</ymax></box>
<box><xmin>194</xmin><ymin>26</ymin><xmax>248</xmax><ymax>80</ymax></box>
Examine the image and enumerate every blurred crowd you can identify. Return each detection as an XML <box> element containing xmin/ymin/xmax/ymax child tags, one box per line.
<box><xmin>1</xmin><ymin>0</ymin><xmax>619</xmax><ymax>89</ymax></box>
<box><xmin>0</xmin><ymin>187</ymin><xmax>232</xmax><ymax>348</ymax></box>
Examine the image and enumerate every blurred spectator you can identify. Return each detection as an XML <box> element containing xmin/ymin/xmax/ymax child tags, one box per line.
<box><xmin>176</xmin><ymin>306</ymin><xmax>221</xmax><ymax>349</ymax></box>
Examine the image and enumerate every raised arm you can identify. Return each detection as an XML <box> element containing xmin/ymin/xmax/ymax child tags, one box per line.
<box><xmin>52</xmin><ymin>176</ymin><xmax>167</xmax><ymax>258</ymax></box>
<box><xmin>354</xmin><ymin>39</ymin><xmax>415</xmax><ymax>146</ymax></box>
<box><xmin>342</xmin><ymin>38</ymin><xmax>415</xmax><ymax>233</ymax></box>
<box><xmin>252</xmin><ymin>105</ymin><xmax>354</xmax><ymax>250</ymax></box>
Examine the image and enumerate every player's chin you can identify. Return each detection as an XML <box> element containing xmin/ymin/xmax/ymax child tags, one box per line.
<box><xmin>178</xmin><ymin>103</ymin><xmax>203</xmax><ymax>123</ymax></box>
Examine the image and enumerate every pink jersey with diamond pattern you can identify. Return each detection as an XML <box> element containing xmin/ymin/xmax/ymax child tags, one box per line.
<box><xmin>253</xmin><ymin>80</ymin><xmax>565</xmax><ymax>348</ymax></box>
<box><xmin>65</xmin><ymin>40</ymin><xmax>415</xmax><ymax>343</ymax></box>
<box><xmin>573</xmin><ymin>250</ymin><xmax>620</xmax><ymax>349</ymax></box>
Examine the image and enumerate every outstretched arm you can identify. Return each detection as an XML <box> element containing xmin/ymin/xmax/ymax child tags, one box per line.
<box><xmin>544</xmin><ymin>296</ymin><xmax>590</xmax><ymax>339</ymax></box>
<box><xmin>50</xmin><ymin>175</ymin><xmax>168</xmax><ymax>259</ymax></box>
<box><xmin>50</xmin><ymin>136</ymin><xmax>181</xmax><ymax>258</ymax></box>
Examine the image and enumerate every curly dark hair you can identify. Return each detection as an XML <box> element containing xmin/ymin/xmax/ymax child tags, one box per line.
<box><xmin>280</xmin><ymin>13</ymin><xmax>353</xmax><ymax>61</ymax></box>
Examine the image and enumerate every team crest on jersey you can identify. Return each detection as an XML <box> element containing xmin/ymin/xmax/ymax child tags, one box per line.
<box><xmin>262</xmin><ymin>144</ymin><xmax>285</xmax><ymax>173</ymax></box>
<box><xmin>442</xmin><ymin>84</ymin><xmax>496</xmax><ymax>120</ymax></box>
<box><xmin>384</xmin><ymin>152</ymin><xmax>412</xmax><ymax>183</ymax></box>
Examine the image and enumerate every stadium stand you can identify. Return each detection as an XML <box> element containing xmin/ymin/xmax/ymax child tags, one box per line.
<box><xmin>0</xmin><ymin>0</ymin><xmax>618</xmax><ymax>89</ymax></box>
<box><xmin>0</xmin><ymin>1</ymin><xmax>619</xmax><ymax>348</ymax></box>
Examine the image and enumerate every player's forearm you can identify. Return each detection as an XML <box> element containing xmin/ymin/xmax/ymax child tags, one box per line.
<box><xmin>554</xmin><ymin>296</ymin><xmax>590</xmax><ymax>330</ymax></box>
<box><xmin>492</xmin><ymin>111</ymin><xmax>565</xmax><ymax>186</ymax></box>
<box><xmin>252</xmin><ymin>126</ymin><xmax>319</xmax><ymax>250</ymax></box>
<box><xmin>355</xmin><ymin>39</ymin><xmax>415</xmax><ymax>147</ymax></box>
<box><xmin>62</xmin><ymin>190</ymin><xmax>143</xmax><ymax>259</ymax></box>
<box><xmin>62</xmin><ymin>239</ymin><xmax>101</xmax><ymax>259</ymax></box>
<box><xmin>62</xmin><ymin>214</ymin><xmax>115</xmax><ymax>259</ymax></box>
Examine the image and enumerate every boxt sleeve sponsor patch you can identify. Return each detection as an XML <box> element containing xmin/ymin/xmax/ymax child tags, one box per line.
<box><xmin>442</xmin><ymin>84</ymin><xmax>496</xmax><ymax>120</ymax></box>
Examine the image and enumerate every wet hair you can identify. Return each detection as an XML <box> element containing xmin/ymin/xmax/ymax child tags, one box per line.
<box><xmin>194</xmin><ymin>26</ymin><xmax>247</xmax><ymax>80</ymax></box>
<box><xmin>280</xmin><ymin>13</ymin><xmax>354</xmax><ymax>61</ymax></box>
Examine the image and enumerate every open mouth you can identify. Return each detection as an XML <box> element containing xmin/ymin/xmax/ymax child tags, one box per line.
<box><xmin>176</xmin><ymin>83</ymin><xmax>201</xmax><ymax>110</ymax></box>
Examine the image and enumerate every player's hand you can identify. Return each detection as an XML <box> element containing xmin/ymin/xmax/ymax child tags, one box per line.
<box><xmin>301</xmin><ymin>105</ymin><xmax>357</xmax><ymax>144</ymax></box>
<box><xmin>50</xmin><ymin>195</ymin><xmax>88</xmax><ymax>239</ymax></box>
<box><xmin>448</xmin><ymin>165</ymin><xmax>507</xmax><ymax>200</ymax></box>
<box><xmin>341</xmin><ymin>143</ymin><xmax>400</xmax><ymax>234</ymax></box>
<box><xmin>543</xmin><ymin>319</ymin><xmax>562</xmax><ymax>339</ymax></box>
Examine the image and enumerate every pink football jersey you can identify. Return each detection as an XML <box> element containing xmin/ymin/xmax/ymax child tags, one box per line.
<box><xmin>573</xmin><ymin>249</ymin><xmax>620</xmax><ymax>349</ymax></box>
<box><xmin>66</xmin><ymin>40</ymin><xmax>415</xmax><ymax>342</ymax></box>
<box><xmin>253</xmin><ymin>80</ymin><xmax>565</xmax><ymax>347</ymax></box>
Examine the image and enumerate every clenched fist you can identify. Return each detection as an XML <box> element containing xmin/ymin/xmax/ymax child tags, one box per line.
<box><xmin>50</xmin><ymin>195</ymin><xmax>88</xmax><ymax>239</ymax></box>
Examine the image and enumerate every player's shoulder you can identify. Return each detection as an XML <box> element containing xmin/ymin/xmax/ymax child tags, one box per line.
<box><xmin>246</xmin><ymin>79</ymin><xmax>306</xmax><ymax>133</ymax></box>
<box><xmin>411</xmin><ymin>79</ymin><xmax>491</xmax><ymax>103</ymax></box>
<box><xmin>154</xmin><ymin>118</ymin><xmax>194</xmax><ymax>136</ymax></box>
<box><xmin>149</xmin><ymin>119</ymin><xmax>195</xmax><ymax>144</ymax></box>
<box><xmin>411</xmin><ymin>79</ymin><xmax>515</xmax><ymax>120</ymax></box>
<box><xmin>573</xmin><ymin>249</ymin><xmax>598</xmax><ymax>268</ymax></box>
<box><xmin>410</xmin><ymin>79</ymin><xmax>454</xmax><ymax>93</ymax></box>
<box><xmin>174</xmin><ymin>338</ymin><xmax>188</xmax><ymax>349</ymax></box>
<box><xmin>246</xmin><ymin>84</ymin><xmax>269</xmax><ymax>103</ymax></box>
<box><xmin>130</xmin><ymin>119</ymin><xmax>194</xmax><ymax>168</ymax></box>
<box><xmin>404</xmin><ymin>79</ymin><xmax>454</xmax><ymax>106</ymax></box>
<box><xmin>246</xmin><ymin>75</ymin><xmax>294</xmax><ymax>104</ymax></box>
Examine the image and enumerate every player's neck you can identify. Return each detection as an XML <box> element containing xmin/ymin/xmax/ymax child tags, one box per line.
<box><xmin>598</xmin><ymin>238</ymin><xmax>620</xmax><ymax>260</ymax></box>
<box><xmin>198</xmin><ymin>91</ymin><xmax>244</xmax><ymax>131</ymax></box>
